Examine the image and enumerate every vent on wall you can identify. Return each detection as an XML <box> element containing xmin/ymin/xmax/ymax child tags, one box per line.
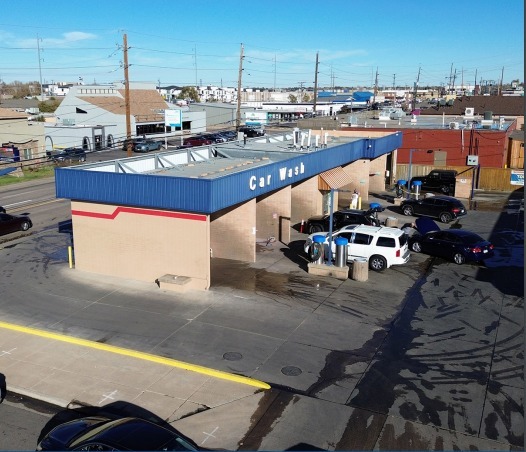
<box><xmin>465</xmin><ymin>107</ymin><xmax>474</xmax><ymax>117</ymax></box>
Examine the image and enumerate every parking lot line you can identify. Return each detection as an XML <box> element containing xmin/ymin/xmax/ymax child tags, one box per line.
<box><xmin>0</xmin><ymin>320</ymin><xmax>271</xmax><ymax>390</ymax></box>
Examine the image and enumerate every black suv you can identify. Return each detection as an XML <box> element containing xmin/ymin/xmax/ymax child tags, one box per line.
<box><xmin>410</xmin><ymin>169</ymin><xmax>457</xmax><ymax>195</ymax></box>
<box><xmin>238</xmin><ymin>127</ymin><xmax>265</xmax><ymax>137</ymax></box>
<box><xmin>400</xmin><ymin>195</ymin><xmax>467</xmax><ymax>223</ymax></box>
<box><xmin>305</xmin><ymin>208</ymin><xmax>382</xmax><ymax>234</ymax></box>
<box><xmin>49</xmin><ymin>147</ymin><xmax>86</xmax><ymax>162</ymax></box>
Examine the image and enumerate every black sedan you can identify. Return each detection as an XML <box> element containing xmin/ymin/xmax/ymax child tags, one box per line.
<box><xmin>409</xmin><ymin>217</ymin><xmax>494</xmax><ymax>265</ymax></box>
<box><xmin>400</xmin><ymin>195</ymin><xmax>467</xmax><ymax>223</ymax></box>
<box><xmin>0</xmin><ymin>212</ymin><xmax>32</xmax><ymax>236</ymax></box>
<box><xmin>36</xmin><ymin>416</ymin><xmax>200</xmax><ymax>451</ymax></box>
<box><xmin>305</xmin><ymin>207</ymin><xmax>382</xmax><ymax>234</ymax></box>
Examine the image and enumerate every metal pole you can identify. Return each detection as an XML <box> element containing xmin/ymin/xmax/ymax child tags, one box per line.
<box><xmin>327</xmin><ymin>189</ymin><xmax>335</xmax><ymax>265</ymax></box>
<box><xmin>123</xmin><ymin>34</ymin><xmax>132</xmax><ymax>157</ymax></box>
<box><xmin>407</xmin><ymin>148</ymin><xmax>414</xmax><ymax>199</ymax></box>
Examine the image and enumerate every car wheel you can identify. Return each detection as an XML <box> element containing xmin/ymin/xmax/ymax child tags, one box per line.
<box><xmin>402</xmin><ymin>205</ymin><xmax>414</xmax><ymax>216</ymax></box>
<box><xmin>453</xmin><ymin>252</ymin><xmax>465</xmax><ymax>265</ymax></box>
<box><xmin>440</xmin><ymin>185</ymin><xmax>450</xmax><ymax>194</ymax></box>
<box><xmin>308</xmin><ymin>224</ymin><xmax>323</xmax><ymax>234</ymax></box>
<box><xmin>79</xmin><ymin>156</ymin><xmax>86</xmax><ymax>162</ymax></box>
<box><xmin>20</xmin><ymin>221</ymin><xmax>30</xmax><ymax>231</ymax></box>
<box><xmin>411</xmin><ymin>241</ymin><xmax>422</xmax><ymax>253</ymax></box>
<box><xmin>369</xmin><ymin>255</ymin><xmax>387</xmax><ymax>272</ymax></box>
<box><xmin>439</xmin><ymin>212</ymin><xmax>452</xmax><ymax>223</ymax></box>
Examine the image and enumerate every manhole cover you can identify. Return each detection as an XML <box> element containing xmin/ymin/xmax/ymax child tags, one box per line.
<box><xmin>223</xmin><ymin>352</ymin><xmax>243</xmax><ymax>361</ymax></box>
<box><xmin>281</xmin><ymin>366</ymin><xmax>302</xmax><ymax>376</ymax></box>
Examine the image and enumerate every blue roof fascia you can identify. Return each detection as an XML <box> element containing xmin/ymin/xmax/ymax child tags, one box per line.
<box><xmin>55</xmin><ymin>133</ymin><xmax>402</xmax><ymax>214</ymax></box>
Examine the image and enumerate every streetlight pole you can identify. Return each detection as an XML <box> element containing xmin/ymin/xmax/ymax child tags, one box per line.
<box><xmin>407</xmin><ymin>148</ymin><xmax>414</xmax><ymax>199</ymax></box>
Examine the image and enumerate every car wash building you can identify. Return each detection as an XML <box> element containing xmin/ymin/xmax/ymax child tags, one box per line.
<box><xmin>55</xmin><ymin>128</ymin><xmax>402</xmax><ymax>291</ymax></box>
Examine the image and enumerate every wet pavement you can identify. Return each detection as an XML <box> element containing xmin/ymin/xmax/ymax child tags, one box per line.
<box><xmin>0</xmin><ymin>189</ymin><xmax>523</xmax><ymax>450</ymax></box>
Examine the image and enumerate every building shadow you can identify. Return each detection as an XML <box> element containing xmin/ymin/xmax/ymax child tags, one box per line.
<box><xmin>0</xmin><ymin>373</ymin><xmax>6</xmax><ymax>403</ymax></box>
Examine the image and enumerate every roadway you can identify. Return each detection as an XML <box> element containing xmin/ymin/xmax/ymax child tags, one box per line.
<box><xmin>0</xmin><ymin>176</ymin><xmax>523</xmax><ymax>450</ymax></box>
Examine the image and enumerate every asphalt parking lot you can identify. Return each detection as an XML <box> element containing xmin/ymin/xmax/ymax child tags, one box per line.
<box><xmin>0</xmin><ymin>189</ymin><xmax>523</xmax><ymax>450</ymax></box>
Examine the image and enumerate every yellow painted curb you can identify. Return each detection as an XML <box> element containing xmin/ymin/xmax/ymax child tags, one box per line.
<box><xmin>0</xmin><ymin>321</ymin><xmax>270</xmax><ymax>390</ymax></box>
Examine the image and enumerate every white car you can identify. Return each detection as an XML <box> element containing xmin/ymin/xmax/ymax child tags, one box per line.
<box><xmin>304</xmin><ymin>224</ymin><xmax>410</xmax><ymax>272</ymax></box>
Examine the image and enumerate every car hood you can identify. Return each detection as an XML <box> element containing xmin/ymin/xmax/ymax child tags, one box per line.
<box><xmin>307</xmin><ymin>214</ymin><xmax>327</xmax><ymax>221</ymax></box>
<box><xmin>415</xmin><ymin>217</ymin><xmax>441</xmax><ymax>235</ymax></box>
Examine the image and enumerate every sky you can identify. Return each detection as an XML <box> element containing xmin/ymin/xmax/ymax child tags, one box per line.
<box><xmin>0</xmin><ymin>0</ymin><xmax>523</xmax><ymax>90</ymax></box>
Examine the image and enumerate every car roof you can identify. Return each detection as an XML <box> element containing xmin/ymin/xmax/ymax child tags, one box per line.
<box><xmin>353</xmin><ymin>225</ymin><xmax>404</xmax><ymax>236</ymax></box>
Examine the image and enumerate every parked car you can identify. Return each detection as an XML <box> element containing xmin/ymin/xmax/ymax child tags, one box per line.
<box><xmin>410</xmin><ymin>169</ymin><xmax>457</xmax><ymax>195</ymax></box>
<box><xmin>122</xmin><ymin>138</ymin><xmax>147</xmax><ymax>151</ymax></box>
<box><xmin>202</xmin><ymin>133</ymin><xmax>227</xmax><ymax>143</ymax></box>
<box><xmin>36</xmin><ymin>416</ymin><xmax>200</xmax><ymax>451</ymax></box>
<box><xmin>0</xmin><ymin>212</ymin><xmax>32</xmax><ymax>236</ymax></box>
<box><xmin>409</xmin><ymin>217</ymin><xmax>494</xmax><ymax>265</ymax></box>
<box><xmin>49</xmin><ymin>147</ymin><xmax>86</xmax><ymax>163</ymax></box>
<box><xmin>305</xmin><ymin>207</ymin><xmax>383</xmax><ymax>234</ymax></box>
<box><xmin>134</xmin><ymin>140</ymin><xmax>162</xmax><ymax>152</ymax></box>
<box><xmin>183</xmin><ymin>136</ymin><xmax>213</xmax><ymax>147</ymax></box>
<box><xmin>400</xmin><ymin>195</ymin><xmax>467</xmax><ymax>223</ymax></box>
<box><xmin>218</xmin><ymin>130</ymin><xmax>237</xmax><ymax>141</ymax></box>
<box><xmin>304</xmin><ymin>224</ymin><xmax>410</xmax><ymax>271</ymax></box>
<box><xmin>238</xmin><ymin>126</ymin><xmax>265</xmax><ymax>137</ymax></box>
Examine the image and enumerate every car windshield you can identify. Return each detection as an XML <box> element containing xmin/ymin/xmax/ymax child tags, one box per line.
<box><xmin>461</xmin><ymin>233</ymin><xmax>484</xmax><ymax>245</ymax></box>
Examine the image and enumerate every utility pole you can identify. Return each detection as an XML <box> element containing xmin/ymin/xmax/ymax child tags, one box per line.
<box><xmin>123</xmin><ymin>34</ymin><xmax>132</xmax><ymax>157</ymax></box>
<box><xmin>448</xmin><ymin>63</ymin><xmax>453</xmax><ymax>94</ymax></box>
<box><xmin>474</xmin><ymin>69</ymin><xmax>478</xmax><ymax>95</ymax></box>
<box><xmin>194</xmin><ymin>46</ymin><xmax>198</xmax><ymax>89</ymax></box>
<box><xmin>499</xmin><ymin>66</ymin><xmax>504</xmax><ymax>95</ymax></box>
<box><xmin>37</xmin><ymin>34</ymin><xmax>44</xmax><ymax>100</ymax></box>
<box><xmin>373</xmin><ymin>67</ymin><xmax>378</xmax><ymax>104</ymax></box>
<box><xmin>392</xmin><ymin>74</ymin><xmax>396</xmax><ymax>89</ymax></box>
<box><xmin>236</xmin><ymin>43</ymin><xmax>244</xmax><ymax>130</ymax></box>
<box><xmin>313</xmin><ymin>52</ymin><xmax>319</xmax><ymax>114</ymax></box>
<box><xmin>412</xmin><ymin>66</ymin><xmax>421</xmax><ymax>111</ymax></box>
<box><xmin>451</xmin><ymin>68</ymin><xmax>457</xmax><ymax>95</ymax></box>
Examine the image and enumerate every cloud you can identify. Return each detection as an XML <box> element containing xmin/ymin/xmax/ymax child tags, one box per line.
<box><xmin>16</xmin><ymin>31</ymin><xmax>97</xmax><ymax>48</ymax></box>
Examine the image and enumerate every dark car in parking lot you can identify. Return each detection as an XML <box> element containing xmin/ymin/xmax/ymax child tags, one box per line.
<box><xmin>0</xmin><ymin>212</ymin><xmax>32</xmax><ymax>236</ymax></box>
<box><xmin>238</xmin><ymin>126</ymin><xmax>265</xmax><ymax>137</ymax></box>
<box><xmin>400</xmin><ymin>195</ymin><xmax>467</xmax><ymax>223</ymax></box>
<box><xmin>410</xmin><ymin>169</ymin><xmax>457</xmax><ymax>195</ymax></box>
<box><xmin>48</xmin><ymin>147</ymin><xmax>86</xmax><ymax>163</ymax></box>
<box><xmin>36</xmin><ymin>416</ymin><xmax>200</xmax><ymax>451</ymax></box>
<box><xmin>409</xmin><ymin>217</ymin><xmax>494</xmax><ymax>265</ymax></box>
<box><xmin>305</xmin><ymin>207</ymin><xmax>382</xmax><ymax>234</ymax></box>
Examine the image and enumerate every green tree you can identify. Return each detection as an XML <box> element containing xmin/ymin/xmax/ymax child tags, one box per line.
<box><xmin>179</xmin><ymin>86</ymin><xmax>200</xmax><ymax>103</ymax></box>
<box><xmin>288</xmin><ymin>94</ymin><xmax>298</xmax><ymax>103</ymax></box>
<box><xmin>302</xmin><ymin>93</ymin><xmax>311</xmax><ymax>102</ymax></box>
<box><xmin>38</xmin><ymin>98</ymin><xmax>61</xmax><ymax>113</ymax></box>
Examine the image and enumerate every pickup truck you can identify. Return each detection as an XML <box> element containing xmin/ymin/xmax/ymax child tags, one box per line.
<box><xmin>410</xmin><ymin>169</ymin><xmax>457</xmax><ymax>195</ymax></box>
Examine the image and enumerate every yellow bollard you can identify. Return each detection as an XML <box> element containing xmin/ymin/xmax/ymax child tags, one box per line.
<box><xmin>68</xmin><ymin>246</ymin><xmax>74</xmax><ymax>269</ymax></box>
<box><xmin>358</xmin><ymin>196</ymin><xmax>362</xmax><ymax>210</ymax></box>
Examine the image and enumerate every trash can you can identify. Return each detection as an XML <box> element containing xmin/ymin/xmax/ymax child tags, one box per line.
<box><xmin>385</xmin><ymin>217</ymin><xmax>398</xmax><ymax>227</ymax></box>
<box><xmin>352</xmin><ymin>257</ymin><xmax>369</xmax><ymax>281</ymax></box>
<box><xmin>412</xmin><ymin>180</ymin><xmax>422</xmax><ymax>199</ymax></box>
<box><xmin>334</xmin><ymin>237</ymin><xmax>348</xmax><ymax>267</ymax></box>
<box><xmin>310</xmin><ymin>235</ymin><xmax>325</xmax><ymax>264</ymax></box>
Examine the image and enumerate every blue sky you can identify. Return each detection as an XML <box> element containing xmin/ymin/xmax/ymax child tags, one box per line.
<box><xmin>0</xmin><ymin>0</ymin><xmax>523</xmax><ymax>89</ymax></box>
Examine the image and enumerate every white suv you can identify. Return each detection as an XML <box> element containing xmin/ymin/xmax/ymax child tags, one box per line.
<box><xmin>304</xmin><ymin>224</ymin><xmax>410</xmax><ymax>271</ymax></box>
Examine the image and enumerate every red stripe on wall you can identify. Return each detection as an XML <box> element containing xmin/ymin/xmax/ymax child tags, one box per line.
<box><xmin>72</xmin><ymin>206</ymin><xmax>207</xmax><ymax>222</ymax></box>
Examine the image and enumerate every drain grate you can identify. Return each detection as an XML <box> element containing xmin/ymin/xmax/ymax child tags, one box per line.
<box><xmin>223</xmin><ymin>352</ymin><xmax>243</xmax><ymax>361</ymax></box>
<box><xmin>281</xmin><ymin>366</ymin><xmax>302</xmax><ymax>376</ymax></box>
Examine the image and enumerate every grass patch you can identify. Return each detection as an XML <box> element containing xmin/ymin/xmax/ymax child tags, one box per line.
<box><xmin>0</xmin><ymin>166</ymin><xmax>56</xmax><ymax>187</ymax></box>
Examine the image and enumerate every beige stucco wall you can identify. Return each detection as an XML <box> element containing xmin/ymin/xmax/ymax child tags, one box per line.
<box><xmin>368</xmin><ymin>154</ymin><xmax>388</xmax><ymax>193</ymax></box>
<box><xmin>256</xmin><ymin>186</ymin><xmax>292</xmax><ymax>244</ymax></box>
<box><xmin>71</xmin><ymin>201</ymin><xmax>211</xmax><ymax>290</ymax></box>
<box><xmin>291</xmin><ymin>176</ymin><xmax>324</xmax><ymax>224</ymax></box>
<box><xmin>210</xmin><ymin>199</ymin><xmax>256</xmax><ymax>262</ymax></box>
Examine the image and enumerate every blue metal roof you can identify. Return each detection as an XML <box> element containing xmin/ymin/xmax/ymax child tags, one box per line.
<box><xmin>55</xmin><ymin>132</ymin><xmax>402</xmax><ymax>215</ymax></box>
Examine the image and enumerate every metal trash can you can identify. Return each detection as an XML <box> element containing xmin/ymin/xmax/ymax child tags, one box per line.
<box><xmin>310</xmin><ymin>235</ymin><xmax>325</xmax><ymax>264</ymax></box>
<box><xmin>334</xmin><ymin>237</ymin><xmax>348</xmax><ymax>267</ymax></box>
<box><xmin>412</xmin><ymin>180</ymin><xmax>422</xmax><ymax>199</ymax></box>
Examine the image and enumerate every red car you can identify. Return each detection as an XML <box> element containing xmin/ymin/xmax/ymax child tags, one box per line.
<box><xmin>182</xmin><ymin>136</ymin><xmax>212</xmax><ymax>147</ymax></box>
